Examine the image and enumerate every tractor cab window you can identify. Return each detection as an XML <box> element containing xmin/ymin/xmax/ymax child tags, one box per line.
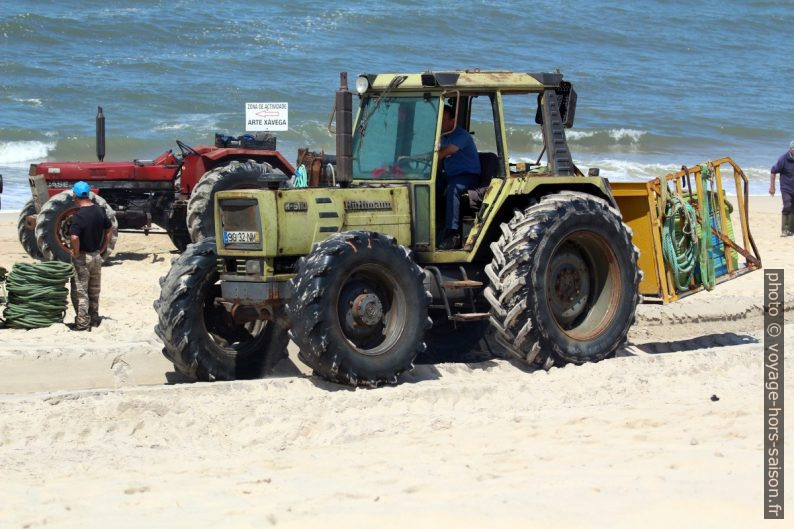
<box><xmin>467</xmin><ymin>95</ymin><xmax>498</xmax><ymax>154</ymax></box>
<box><xmin>353</xmin><ymin>96</ymin><xmax>439</xmax><ymax>180</ymax></box>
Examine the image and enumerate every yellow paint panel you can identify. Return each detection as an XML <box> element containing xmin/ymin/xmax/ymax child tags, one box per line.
<box><xmin>610</xmin><ymin>182</ymin><xmax>662</xmax><ymax>297</ymax></box>
<box><xmin>276</xmin><ymin>187</ymin><xmax>412</xmax><ymax>256</ymax></box>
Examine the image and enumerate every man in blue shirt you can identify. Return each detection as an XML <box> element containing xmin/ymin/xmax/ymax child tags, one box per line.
<box><xmin>770</xmin><ymin>141</ymin><xmax>794</xmax><ymax>236</ymax></box>
<box><xmin>437</xmin><ymin>105</ymin><xmax>481</xmax><ymax>249</ymax></box>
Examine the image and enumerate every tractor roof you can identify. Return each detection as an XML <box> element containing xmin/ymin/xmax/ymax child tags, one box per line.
<box><xmin>361</xmin><ymin>70</ymin><xmax>565</xmax><ymax>93</ymax></box>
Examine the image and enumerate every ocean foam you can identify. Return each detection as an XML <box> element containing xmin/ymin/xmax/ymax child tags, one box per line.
<box><xmin>507</xmin><ymin>155</ymin><xmax>771</xmax><ymax>195</ymax></box>
<box><xmin>565</xmin><ymin>130</ymin><xmax>597</xmax><ymax>140</ymax></box>
<box><xmin>607</xmin><ymin>128</ymin><xmax>647</xmax><ymax>142</ymax></box>
<box><xmin>11</xmin><ymin>97</ymin><xmax>43</xmax><ymax>107</ymax></box>
<box><xmin>153</xmin><ymin>114</ymin><xmax>220</xmax><ymax>133</ymax></box>
<box><xmin>509</xmin><ymin>127</ymin><xmax>647</xmax><ymax>145</ymax></box>
<box><xmin>0</xmin><ymin>140</ymin><xmax>54</xmax><ymax>165</ymax></box>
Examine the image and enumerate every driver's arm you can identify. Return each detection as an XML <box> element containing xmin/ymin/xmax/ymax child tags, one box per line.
<box><xmin>399</xmin><ymin>143</ymin><xmax>458</xmax><ymax>163</ymax></box>
<box><xmin>438</xmin><ymin>144</ymin><xmax>459</xmax><ymax>160</ymax></box>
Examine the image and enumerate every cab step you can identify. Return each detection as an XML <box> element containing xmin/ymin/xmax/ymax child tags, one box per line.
<box><xmin>449</xmin><ymin>312</ymin><xmax>490</xmax><ymax>322</ymax></box>
<box><xmin>443</xmin><ymin>280</ymin><xmax>483</xmax><ymax>289</ymax></box>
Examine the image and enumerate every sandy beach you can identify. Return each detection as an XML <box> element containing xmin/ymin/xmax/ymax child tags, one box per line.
<box><xmin>0</xmin><ymin>195</ymin><xmax>791</xmax><ymax>528</ymax></box>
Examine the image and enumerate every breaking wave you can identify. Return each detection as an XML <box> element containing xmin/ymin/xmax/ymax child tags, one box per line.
<box><xmin>0</xmin><ymin>140</ymin><xmax>55</xmax><ymax>165</ymax></box>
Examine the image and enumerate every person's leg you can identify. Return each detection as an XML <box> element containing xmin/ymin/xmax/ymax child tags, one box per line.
<box><xmin>783</xmin><ymin>192</ymin><xmax>794</xmax><ymax>236</ymax></box>
<box><xmin>69</xmin><ymin>275</ymin><xmax>79</xmax><ymax>316</ymax></box>
<box><xmin>71</xmin><ymin>255</ymin><xmax>90</xmax><ymax>329</ymax></box>
<box><xmin>440</xmin><ymin>174</ymin><xmax>479</xmax><ymax>250</ymax></box>
<box><xmin>87</xmin><ymin>252</ymin><xmax>102</xmax><ymax>325</ymax></box>
<box><xmin>445</xmin><ymin>173</ymin><xmax>481</xmax><ymax>230</ymax></box>
<box><xmin>445</xmin><ymin>180</ymin><xmax>469</xmax><ymax>232</ymax></box>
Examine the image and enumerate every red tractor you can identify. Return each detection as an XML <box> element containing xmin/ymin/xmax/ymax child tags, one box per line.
<box><xmin>16</xmin><ymin>108</ymin><xmax>298</xmax><ymax>262</ymax></box>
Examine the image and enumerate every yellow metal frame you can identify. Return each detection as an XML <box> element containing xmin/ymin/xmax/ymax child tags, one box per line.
<box><xmin>611</xmin><ymin>157</ymin><xmax>761</xmax><ymax>303</ymax></box>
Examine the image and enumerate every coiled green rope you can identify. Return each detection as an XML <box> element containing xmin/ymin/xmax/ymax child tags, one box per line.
<box><xmin>661</xmin><ymin>191</ymin><xmax>700</xmax><ymax>291</ymax></box>
<box><xmin>2</xmin><ymin>261</ymin><xmax>74</xmax><ymax>329</ymax></box>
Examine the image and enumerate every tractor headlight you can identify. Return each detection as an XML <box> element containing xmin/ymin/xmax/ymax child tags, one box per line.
<box><xmin>355</xmin><ymin>76</ymin><xmax>370</xmax><ymax>95</ymax></box>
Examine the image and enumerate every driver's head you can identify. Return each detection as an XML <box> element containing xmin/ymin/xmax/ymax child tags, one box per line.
<box><xmin>442</xmin><ymin>105</ymin><xmax>456</xmax><ymax>133</ymax></box>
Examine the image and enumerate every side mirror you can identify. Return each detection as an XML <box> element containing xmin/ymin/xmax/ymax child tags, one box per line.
<box><xmin>588</xmin><ymin>167</ymin><xmax>600</xmax><ymax>177</ymax></box>
<box><xmin>534</xmin><ymin>82</ymin><xmax>577</xmax><ymax>128</ymax></box>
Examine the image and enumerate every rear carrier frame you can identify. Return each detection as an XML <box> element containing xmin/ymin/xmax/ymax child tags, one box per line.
<box><xmin>611</xmin><ymin>157</ymin><xmax>761</xmax><ymax>303</ymax></box>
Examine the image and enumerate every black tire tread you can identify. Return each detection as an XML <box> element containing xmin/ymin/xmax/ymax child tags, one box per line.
<box><xmin>287</xmin><ymin>231</ymin><xmax>431</xmax><ymax>387</ymax></box>
<box><xmin>153</xmin><ymin>237</ymin><xmax>289</xmax><ymax>381</ymax></box>
<box><xmin>17</xmin><ymin>198</ymin><xmax>43</xmax><ymax>259</ymax></box>
<box><xmin>486</xmin><ymin>192</ymin><xmax>641</xmax><ymax>366</ymax></box>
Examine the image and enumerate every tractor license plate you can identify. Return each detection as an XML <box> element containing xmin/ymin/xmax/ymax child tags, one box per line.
<box><xmin>223</xmin><ymin>231</ymin><xmax>259</xmax><ymax>244</ymax></box>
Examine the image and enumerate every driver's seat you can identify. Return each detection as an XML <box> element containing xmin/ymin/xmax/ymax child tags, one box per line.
<box><xmin>462</xmin><ymin>152</ymin><xmax>500</xmax><ymax>213</ymax></box>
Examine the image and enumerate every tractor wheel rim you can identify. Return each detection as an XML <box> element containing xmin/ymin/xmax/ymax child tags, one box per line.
<box><xmin>337</xmin><ymin>263</ymin><xmax>407</xmax><ymax>356</ymax></box>
<box><xmin>55</xmin><ymin>207</ymin><xmax>79</xmax><ymax>255</ymax></box>
<box><xmin>545</xmin><ymin>231</ymin><xmax>621</xmax><ymax>341</ymax></box>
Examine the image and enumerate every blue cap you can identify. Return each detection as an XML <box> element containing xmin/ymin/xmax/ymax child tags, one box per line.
<box><xmin>73</xmin><ymin>181</ymin><xmax>90</xmax><ymax>198</ymax></box>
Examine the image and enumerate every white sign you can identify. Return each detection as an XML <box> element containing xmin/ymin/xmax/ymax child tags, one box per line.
<box><xmin>245</xmin><ymin>102</ymin><xmax>288</xmax><ymax>131</ymax></box>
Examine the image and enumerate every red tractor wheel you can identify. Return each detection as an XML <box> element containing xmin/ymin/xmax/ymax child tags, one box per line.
<box><xmin>17</xmin><ymin>198</ymin><xmax>44</xmax><ymax>259</ymax></box>
<box><xmin>34</xmin><ymin>191</ymin><xmax>119</xmax><ymax>263</ymax></box>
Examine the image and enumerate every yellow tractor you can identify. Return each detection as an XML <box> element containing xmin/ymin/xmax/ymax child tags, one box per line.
<box><xmin>154</xmin><ymin>70</ymin><xmax>760</xmax><ymax>386</ymax></box>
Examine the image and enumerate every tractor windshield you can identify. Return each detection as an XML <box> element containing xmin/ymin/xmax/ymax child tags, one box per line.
<box><xmin>352</xmin><ymin>95</ymin><xmax>439</xmax><ymax>180</ymax></box>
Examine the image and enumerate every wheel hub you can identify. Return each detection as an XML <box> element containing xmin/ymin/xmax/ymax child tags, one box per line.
<box><xmin>548</xmin><ymin>248</ymin><xmax>589</xmax><ymax>326</ymax></box>
<box><xmin>352</xmin><ymin>293</ymin><xmax>383</xmax><ymax>326</ymax></box>
<box><xmin>338</xmin><ymin>277</ymin><xmax>390</xmax><ymax>351</ymax></box>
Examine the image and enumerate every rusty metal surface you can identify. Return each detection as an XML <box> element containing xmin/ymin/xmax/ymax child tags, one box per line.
<box><xmin>220</xmin><ymin>280</ymin><xmax>292</xmax><ymax>306</ymax></box>
<box><xmin>295</xmin><ymin>148</ymin><xmax>329</xmax><ymax>187</ymax></box>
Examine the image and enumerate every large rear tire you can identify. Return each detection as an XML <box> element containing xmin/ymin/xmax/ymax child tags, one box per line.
<box><xmin>287</xmin><ymin>231</ymin><xmax>431</xmax><ymax>387</ymax></box>
<box><xmin>34</xmin><ymin>191</ymin><xmax>118</xmax><ymax>263</ymax></box>
<box><xmin>186</xmin><ymin>160</ymin><xmax>280</xmax><ymax>243</ymax></box>
<box><xmin>154</xmin><ymin>238</ymin><xmax>289</xmax><ymax>381</ymax></box>
<box><xmin>17</xmin><ymin>198</ymin><xmax>43</xmax><ymax>259</ymax></box>
<box><xmin>485</xmin><ymin>192</ymin><xmax>640</xmax><ymax>367</ymax></box>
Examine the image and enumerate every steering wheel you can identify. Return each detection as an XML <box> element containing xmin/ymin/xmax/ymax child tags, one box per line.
<box><xmin>176</xmin><ymin>140</ymin><xmax>200</xmax><ymax>157</ymax></box>
<box><xmin>397</xmin><ymin>155</ymin><xmax>432</xmax><ymax>173</ymax></box>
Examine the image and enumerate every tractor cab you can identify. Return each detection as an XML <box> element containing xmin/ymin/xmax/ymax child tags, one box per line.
<box><xmin>348</xmin><ymin>70</ymin><xmax>583</xmax><ymax>257</ymax></box>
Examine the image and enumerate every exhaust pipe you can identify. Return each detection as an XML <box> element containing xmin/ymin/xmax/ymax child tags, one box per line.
<box><xmin>335</xmin><ymin>72</ymin><xmax>352</xmax><ymax>185</ymax></box>
<box><xmin>96</xmin><ymin>106</ymin><xmax>105</xmax><ymax>162</ymax></box>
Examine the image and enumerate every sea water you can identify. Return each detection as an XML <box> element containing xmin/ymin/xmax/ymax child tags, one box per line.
<box><xmin>1</xmin><ymin>0</ymin><xmax>791</xmax><ymax>209</ymax></box>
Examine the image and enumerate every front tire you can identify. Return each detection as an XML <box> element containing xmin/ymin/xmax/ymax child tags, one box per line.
<box><xmin>287</xmin><ymin>232</ymin><xmax>431</xmax><ymax>387</ymax></box>
<box><xmin>154</xmin><ymin>238</ymin><xmax>289</xmax><ymax>381</ymax></box>
<box><xmin>34</xmin><ymin>191</ymin><xmax>118</xmax><ymax>263</ymax></box>
<box><xmin>17</xmin><ymin>198</ymin><xmax>43</xmax><ymax>259</ymax></box>
<box><xmin>486</xmin><ymin>192</ymin><xmax>640</xmax><ymax>367</ymax></box>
